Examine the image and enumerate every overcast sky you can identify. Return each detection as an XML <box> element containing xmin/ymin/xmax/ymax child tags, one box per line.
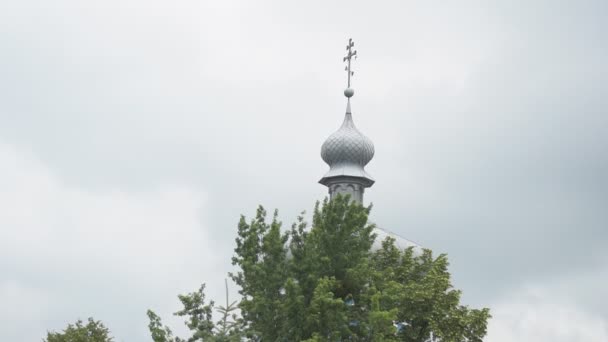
<box><xmin>1</xmin><ymin>0</ymin><xmax>607</xmax><ymax>341</ymax></box>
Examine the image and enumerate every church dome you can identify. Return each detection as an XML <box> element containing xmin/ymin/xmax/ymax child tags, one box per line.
<box><xmin>319</xmin><ymin>42</ymin><xmax>375</xmax><ymax>197</ymax></box>
<box><xmin>321</xmin><ymin>109</ymin><xmax>375</xmax><ymax>168</ymax></box>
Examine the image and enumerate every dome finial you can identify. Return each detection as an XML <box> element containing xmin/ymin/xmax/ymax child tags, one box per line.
<box><xmin>343</xmin><ymin>38</ymin><xmax>357</xmax><ymax>98</ymax></box>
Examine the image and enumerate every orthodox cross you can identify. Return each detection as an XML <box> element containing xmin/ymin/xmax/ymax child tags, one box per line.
<box><xmin>343</xmin><ymin>38</ymin><xmax>357</xmax><ymax>88</ymax></box>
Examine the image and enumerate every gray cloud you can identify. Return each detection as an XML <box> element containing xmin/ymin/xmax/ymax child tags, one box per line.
<box><xmin>0</xmin><ymin>0</ymin><xmax>606</xmax><ymax>340</ymax></box>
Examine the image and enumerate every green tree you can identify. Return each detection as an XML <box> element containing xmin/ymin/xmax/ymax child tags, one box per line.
<box><xmin>152</xmin><ymin>195</ymin><xmax>490</xmax><ymax>341</ymax></box>
<box><xmin>44</xmin><ymin>318</ymin><xmax>113</xmax><ymax>342</ymax></box>
<box><xmin>230</xmin><ymin>195</ymin><xmax>490</xmax><ymax>341</ymax></box>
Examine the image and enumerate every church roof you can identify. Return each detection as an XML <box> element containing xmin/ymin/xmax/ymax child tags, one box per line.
<box><xmin>372</xmin><ymin>227</ymin><xmax>422</xmax><ymax>255</ymax></box>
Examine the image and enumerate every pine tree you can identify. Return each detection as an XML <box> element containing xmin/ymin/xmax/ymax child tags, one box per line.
<box><xmin>147</xmin><ymin>282</ymin><xmax>245</xmax><ymax>342</ymax></box>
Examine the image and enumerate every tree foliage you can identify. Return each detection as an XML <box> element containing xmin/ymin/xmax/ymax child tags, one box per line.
<box><xmin>44</xmin><ymin>318</ymin><xmax>113</xmax><ymax>342</ymax></box>
<box><xmin>230</xmin><ymin>195</ymin><xmax>490</xmax><ymax>341</ymax></box>
<box><xmin>150</xmin><ymin>195</ymin><xmax>490</xmax><ymax>341</ymax></box>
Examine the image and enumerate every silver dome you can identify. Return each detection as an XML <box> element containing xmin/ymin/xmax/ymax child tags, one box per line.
<box><xmin>319</xmin><ymin>89</ymin><xmax>374</xmax><ymax>202</ymax></box>
<box><xmin>321</xmin><ymin>101</ymin><xmax>375</xmax><ymax>171</ymax></box>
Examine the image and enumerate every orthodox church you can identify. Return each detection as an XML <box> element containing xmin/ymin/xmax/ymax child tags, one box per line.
<box><xmin>318</xmin><ymin>39</ymin><xmax>419</xmax><ymax>252</ymax></box>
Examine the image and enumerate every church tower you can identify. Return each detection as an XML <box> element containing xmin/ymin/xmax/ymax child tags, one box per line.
<box><xmin>320</xmin><ymin>38</ymin><xmax>420</xmax><ymax>252</ymax></box>
<box><xmin>319</xmin><ymin>39</ymin><xmax>375</xmax><ymax>204</ymax></box>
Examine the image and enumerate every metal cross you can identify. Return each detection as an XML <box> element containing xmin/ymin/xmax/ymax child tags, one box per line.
<box><xmin>343</xmin><ymin>38</ymin><xmax>357</xmax><ymax>88</ymax></box>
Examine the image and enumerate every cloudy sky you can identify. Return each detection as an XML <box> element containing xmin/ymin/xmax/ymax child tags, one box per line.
<box><xmin>1</xmin><ymin>0</ymin><xmax>607</xmax><ymax>341</ymax></box>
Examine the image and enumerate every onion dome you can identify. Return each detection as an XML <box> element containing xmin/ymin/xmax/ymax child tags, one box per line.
<box><xmin>319</xmin><ymin>90</ymin><xmax>375</xmax><ymax>186</ymax></box>
<box><xmin>319</xmin><ymin>40</ymin><xmax>374</xmax><ymax>202</ymax></box>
